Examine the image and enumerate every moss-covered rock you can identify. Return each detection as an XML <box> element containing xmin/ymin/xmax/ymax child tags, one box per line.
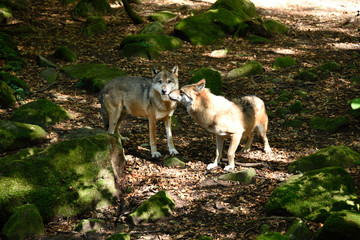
<box><xmin>106</xmin><ymin>233</ymin><xmax>131</xmax><ymax>240</ymax></box>
<box><xmin>0</xmin><ymin>81</ymin><xmax>16</xmax><ymax>108</ymax></box>
<box><xmin>265</xmin><ymin>167</ymin><xmax>358</xmax><ymax>222</ymax></box>
<box><xmin>227</xmin><ymin>60</ymin><xmax>264</xmax><ymax>78</ymax></box>
<box><xmin>37</xmin><ymin>55</ymin><xmax>58</xmax><ymax>68</ymax></box>
<box><xmin>248</xmin><ymin>35</ymin><xmax>272</xmax><ymax>44</ymax></box>
<box><xmin>140</xmin><ymin>22</ymin><xmax>164</xmax><ymax>34</ymax></box>
<box><xmin>218</xmin><ymin>168</ymin><xmax>256</xmax><ymax>183</ymax></box>
<box><xmin>209</xmin><ymin>0</ymin><xmax>257</xmax><ymax>19</ymax></box>
<box><xmin>295</xmin><ymin>69</ymin><xmax>318</xmax><ymax>82</ymax></box>
<box><xmin>84</xmin><ymin>16</ymin><xmax>107</xmax><ymax>35</ymax></box>
<box><xmin>0</xmin><ymin>133</ymin><xmax>124</xmax><ymax>225</ymax></box>
<box><xmin>309</xmin><ymin>116</ymin><xmax>348</xmax><ymax>133</ymax></box>
<box><xmin>198</xmin><ymin>236</ymin><xmax>213</xmax><ymax>240</ymax></box>
<box><xmin>0</xmin><ymin>120</ymin><xmax>47</xmax><ymax>153</ymax></box>
<box><xmin>315</xmin><ymin>210</ymin><xmax>360</xmax><ymax>240</ymax></box>
<box><xmin>40</xmin><ymin>68</ymin><xmax>58</xmax><ymax>85</ymax></box>
<box><xmin>189</xmin><ymin>68</ymin><xmax>222</xmax><ymax>95</ymax></box>
<box><xmin>130</xmin><ymin>190</ymin><xmax>175</xmax><ymax>225</ymax></box>
<box><xmin>288</xmin><ymin>146</ymin><xmax>360</xmax><ymax>173</ymax></box>
<box><xmin>273</xmin><ymin>57</ymin><xmax>296</xmax><ymax>70</ymax></box>
<box><xmin>148</xmin><ymin>11</ymin><xmax>176</xmax><ymax>23</ymax></box>
<box><xmin>284</xmin><ymin>118</ymin><xmax>303</xmax><ymax>128</ymax></box>
<box><xmin>73</xmin><ymin>0</ymin><xmax>112</xmax><ymax>17</ymax></box>
<box><xmin>74</xmin><ymin>219</ymin><xmax>105</xmax><ymax>233</ymax></box>
<box><xmin>2</xmin><ymin>204</ymin><xmax>44</xmax><ymax>240</ymax></box>
<box><xmin>0</xmin><ymin>32</ymin><xmax>26</xmax><ymax>71</ymax></box>
<box><xmin>0</xmin><ymin>71</ymin><xmax>30</xmax><ymax>96</ymax></box>
<box><xmin>62</xmin><ymin>63</ymin><xmax>125</xmax><ymax>91</ymax></box>
<box><xmin>119</xmin><ymin>42</ymin><xmax>160</xmax><ymax>60</ymax></box>
<box><xmin>53</xmin><ymin>46</ymin><xmax>77</xmax><ymax>62</ymax></box>
<box><xmin>285</xmin><ymin>220</ymin><xmax>312</xmax><ymax>240</ymax></box>
<box><xmin>264</xmin><ymin>19</ymin><xmax>288</xmax><ymax>35</ymax></box>
<box><xmin>256</xmin><ymin>232</ymin><xmax>289</xmax><ymax>240</ymax></box>
<box><xmin>0</xmin><ymin>4</ymin><xmax>12</xmax><ymax>22</ymax></box>
<box><xmin>11</xmin><ymin>99</ymin><xmax>71</xmax><ymax>128</ymax></box>
<box><xmin>319</xmin><ymin>61</ymin><xmax>340</xmax><ymax>72</ymax></box>
<box><xmin>164</xmin><ymin>156</ymin><xmax>186</xmax><ymax>168</ymax></box>
<box><xmin>289</xmin><ymin>100</ymin><xmax>302</xmax><ymax>113</ymax></box>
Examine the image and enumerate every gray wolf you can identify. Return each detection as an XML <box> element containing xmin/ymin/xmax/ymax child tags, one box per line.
<box><xmin>99</xmin><ymin>66</ymin><xmax>179</xmax><ymax>158</ymax></box>
<box><xmin>168</xmin><ymin>79</ymin><xmax>271</xmax><ymax>171</ymax></box>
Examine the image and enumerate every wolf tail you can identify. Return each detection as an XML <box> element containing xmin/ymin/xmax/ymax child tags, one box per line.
<box><xmin>98</xmin><ymin>89</ymin><xmax>109</xmax><ymax>130</ymax></box>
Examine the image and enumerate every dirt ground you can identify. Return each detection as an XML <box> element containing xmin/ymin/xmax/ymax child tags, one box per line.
<box><xmin>1</xmin><ymin>0</ymin><xmax>360</xmax><ymax>239</ymax></box>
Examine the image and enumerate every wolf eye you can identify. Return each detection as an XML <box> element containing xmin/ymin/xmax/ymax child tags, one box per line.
<box><xmin>180</xmin><ymin>90</ymin><xmax>184</xmax><ymax>96</ymax></box>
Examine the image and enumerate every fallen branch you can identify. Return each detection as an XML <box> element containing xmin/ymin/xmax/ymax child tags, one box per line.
<box><xmin>246</xmin><ymin>216</ymin><xmax>301</xmax><ymax>224</ymax></box>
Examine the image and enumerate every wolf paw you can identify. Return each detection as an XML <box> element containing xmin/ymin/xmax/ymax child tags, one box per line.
<box><xmin>264</xmin><ymin>146</ymin><xmax>272</xmax><ymax>154</ymax></box>
<box><xmin>152</xmin><ymin>151</ymin><xmax>162</xmax><ymax>158</ymax></box>
<box><xmin>207</xmin><ymin>163</ymin><xmax>218</xmax><ymax>170</ymax></box>
<box><xmin>224</xmin><ymin>165</ymin><xmax>235</xmax><ymax>171</ymax></box>
<box><xmin>169</xmin><ymin>148</ymin><xmax>179</xmax><ymax>155</ymax></box>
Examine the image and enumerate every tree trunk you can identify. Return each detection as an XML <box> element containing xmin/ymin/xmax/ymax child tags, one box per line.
<box><xmin>121</xmin><ymin>0</ymin><xmax>144</xmax><ymax>24</ymax></box>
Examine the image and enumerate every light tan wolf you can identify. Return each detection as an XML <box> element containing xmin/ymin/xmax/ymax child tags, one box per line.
<box><xmin>99</xmin><ymin>66</ymin><xmax>179</xmax><ymax>158</ymax></box>
<box><xmin>168</xmin><ymin>79</ymin><xmax>271</xmax><ymax>171</ymax></box>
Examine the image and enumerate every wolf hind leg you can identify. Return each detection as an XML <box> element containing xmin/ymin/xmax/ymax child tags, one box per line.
<box><xmin>257</xmin><ymin>123</ymin><xmax>271</xmax><ymax>154</ymax></box>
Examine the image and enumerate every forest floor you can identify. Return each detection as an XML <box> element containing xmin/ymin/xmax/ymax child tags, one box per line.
<box><xmin>1</xmin><ymin>0</ymin><xmax>360</xmax><ymax>239</ymax></box>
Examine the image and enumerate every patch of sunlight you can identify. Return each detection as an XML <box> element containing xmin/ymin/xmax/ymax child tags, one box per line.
<box><xmin>0</xmin><ymin>177</ymin><xmax>34</xmax><ymax>199</ymax></box>
<box><xmin>329</xmin><ymin>42</ymin><xmax>360</xmax><ymax>50</ymax></box>
<box><xmin>272</xmin><ymin>48</ymin><xmax>297</xmax><ymax>55</ymax></box>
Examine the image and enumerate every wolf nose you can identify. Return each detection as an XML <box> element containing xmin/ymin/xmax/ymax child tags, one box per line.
<box><xmin>162</xmin><ymin>89</ymin><xmax>167</xmax><ymax>95</ymax></box>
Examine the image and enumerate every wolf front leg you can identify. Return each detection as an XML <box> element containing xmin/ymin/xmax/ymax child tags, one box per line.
<box><xmin>207</xmin><ymin>135</ymin><xmax>224</xmax><ymax>170</ymax></box>
<box><xmin>224</xmin><ymin>133</ymin><xmax>242</xmax><ymax>171</ymax></box>
<box><xmin>148</xmin><ymin>116</ymin><xmax>161</xmax><ymax>158</ymax></box>
<box><xmin>164</xmin><ymin>116</ymin><xmax>179</xmax><ymax>155</ymax></box>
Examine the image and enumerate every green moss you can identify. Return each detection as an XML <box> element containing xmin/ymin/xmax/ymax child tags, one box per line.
<box><xmin>218</xmin><ymin>168</ymin><xmax>256</xmax><ymax>183</ymax></box>
<box><xmin>148</xmin><ymin>11</ymin><xmax>176</xmax><ymax>23</ymax></box>
<box><xmin>53</xmin><ymin>46</ymin><xmax>77</xmax><ymax>62</ymax></box>
<box><xmin>141</xmin><ymin>22</ymin><xmax>164</xmax><ymax>34</ymax></box>
<box><xmin>256</xmin><ymin>232</ymin><xmax>289</xmax><ymax>240</ymax></box>
<box><xmin>289</xmin><ymin>100</ymin><xmax>302</xmax><ymax>113</ymax></box>
<box><xmin>119</xmin><ymin>34</ymin><xmax>182</xmax><ymax>52</ymax></box>
<box><xmin>264</xmin><ymin>19</ymin><xmax>288</xmax><ymax>34</ymax></box>
<box><xmin>130</xmin><ymin>190</ymin><xmax>175</xmax><ymax>224</ymax></box>
<box><xmin>227</xmin><ymin>60</ymin><xmax>264</xmax><ymax>78</ymax></box>
<box><xmin>84</xmin><ymin>16</ymin><xmax>107</xmax><ymax>35</ymax></box>
<box><xmin>10</xmin><ymin>99</ymin><xmax>72</xmax><ymax>128</ymax></box>
<box><xmin>0</xmin><ymin>81</ymin><xmax>16</xmax><ymax>108</ymax></box>
<box><xmin>119</xmin><ymin>42</ymin><xmax>160</xmax><ymax>60</ymax></box>
<box><xmin>0</xmin><ymin>71</ymin><xmax>29</xmax><ymax>92</ymax></box>
<box><xmin>284</xmin><ymin>118</ymin><xmax>303</xmax><ymax>128</ymax></box>
<box><xmin>285</xmin><ymin>220</ymin><xmax>312</xmax><ymax>240</ymax></box>
<box><xmin>316</xmin><ymin>211</ymin><xmax>360</xmax><ymax>240</ymax></box>
<box><xmin>209</xmin><ymin>0</ymin><xmax>257</xmax><ymax>20</ymax></box>
<box><xmin>189</xmin><ymin>68</ymin><xmax>222</xmax><ymax>95</ymax></box>
<box><xmin>62</xmin><ymin>63</ymin><xmax>125</xmax><ymax>91</ymax></box>
<box><xmin>319</xmin><ymin>61</ymin><xmax>340</xmax><ymax>72</ymax></box>
<box><xmin>106</xmin><ymin>233</ymin><xmax>131</xmax><ymax>240</ymax></box>
<box><xmin>295</xmin><ymin>69</ymin><xmax>318</xmax><ymax>82</ymax></box>
<box><xmin>0</xmin><ymin>120</ymin><xmax>47</xmax><ymax>153</ymax></box>
<box><xmin>273</xmin><ymin>57</ymin><xmax>296</xmax><ymax>70</ymax></box>
<box><xmin>309</xmin><ymin>116</ymin><xmax>348</xmax><ymax>133</ymax></box>
<box><xmin>2</xmin><ymin>204</ymin><xmax>44</xmax><ymax>240</ymax></box>
<box><xmin>73</xmin><ymin>0</ymin><xmax>112</xmax><ymax>17</ymax></box>
<box><xmin>248</xmin><ymin>35</ymin><xmax>272</xmax><ymax>44</ymax></box>
<box><xmin>265</xmin><ymin>167</ymin><xmax>358</xmax><ymax>221</ymax></box>
<box><xmin>288</xmin><ymin>145</ymin><xmax>360</xmax><ymax>173</ymax></box>
<box><xmin>40</xmin><ymin>68</ymin><xmax>58</xmax><ymax>84</ymax></box>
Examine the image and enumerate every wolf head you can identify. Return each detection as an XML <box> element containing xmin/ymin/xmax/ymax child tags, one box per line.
<box><xmin>152</xmin><ymin>66</ymin><xmax>179</xmax><ymax>101</ymax></box>
<box><xmin>168</xmin><ymin>79</ymin><xmax>206</xmax><ymax>108</ymax></box>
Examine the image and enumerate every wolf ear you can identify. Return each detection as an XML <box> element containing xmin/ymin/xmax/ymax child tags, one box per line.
<box><xmin>195</xmin><ymin>79</ymin><xmax>206</xmax><ymax>92</ymax></box>
<box><xmin>152</xmin><ymin>68</ymin><xmax>159</xmax><ymax>76</ymax></box>
<box><xmin>172</xmin><ymin>65</ymin><xmax>179</xmax><ymax>77</ymax></box>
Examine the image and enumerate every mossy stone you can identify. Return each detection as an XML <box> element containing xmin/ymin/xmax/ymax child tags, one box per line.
<box><xmin>0</xmin><ymin>71</ymin><xmax>30</xmax><ymax>92</ymax></box>
<box><xmin>248</xmin><ymin>35</ymin><xmax>272</xmax><ymax>44</ymax></box>
<box><xmin>37</xmin><ymin>55</ymin><xmax>58</xmax><ymax>68</ymax></box>
<box><xmin>119</xmin><ymin>42</ymin><xmax>160</xmax><ymax>60</ymax></box>
<box><xmin>309</xmin><ymin>116</ymin><xmax>348</xmax><ymax>133</ymax></box>
<box><xmin>256</xmin><ymin>232</ymin><xmax>289</xmax><ymax>240</ymax></box>
<box><xmin>84</xmin><ymin>16</ymin><xmax>107</xmax><ymax>35</ymax></box>
<box><xmin>0</xmin><ymin>81</ymin><xmax>16</xmax><ymax>108</ymax></box>
<box><xmin>276</xmin><ymin>108</ymin><xmax>290</xmax><ymax>118</ymax></box>
<box><xmin>285</xmin><ymin>220</ymin><xmax>312</xmax><ymax>240</ymax></box>
<box><xmin>148</xmin><ymin>11</ymin><xmax>176</xmax><ymax>23</ymax></box>
<box><xmin>164</xmin><ymin>156</ymin><xmax>186</xmax><ymax>167</ymax></box>
<box><xmin>265</xmin><ymin>167</ymin><xmax>358</xmax><ymax>222</ymax></box>
<box><xmin>316</xmin><ymin>211</ymin><xmax>360</xmax><ymax>240</ymax></box>
<box><xmin>53</xmin><ymin>46</ymin><xmax>77</xmax><ymax>62</ymax></box>
<box><xmin>264</xmin><ymin>19</ymin><xmax>288</xmax><ymax>34</ymax></box>
<box><xmin>227</xmin><ymin>60</ymin><xmax>264</xmax><ymax>78</ymax></box>
<box><xmin>0</xmin><ymin>120</ymin><xmax>47</xmax><ymax>153</ymax></box>
<box><xmin>218</xmin><ymin>168</ymin><xmax>256</xmax><ymax>183</ymax></box>
<box><xmin>140</xmin><ymin>22</ymin><xmax>164</xmax><ymax>34</ymax></box>
<box><xmin>289</xmin><ymin>100</ymin><xmax>302</xmax><ymax>113</ymax></box>
<box><xmin>189</xmin><ymin>68</ymin><xmax>222</xmax><ymax>95</ymax></box>
<box><xmin>198</xmin><ymin>236</ymin><xmax>213</xmax><ymax>240</ymax></box>
<box><xmin>62</xmin><ymin>63</ymin><xmax>125</xmax><ymax>91</ymax></box>
<box><xmin>73</xmin><ymin>0</ymin><xmax>112</xmax><ymax>17</ymax></box>
<box><xmin>40</xmin><ymin>68</ymin><xmax>58</xmax><ymax>84</ymax></box>
<box><xmin>295</xmin><ymin>69</ymin><xmax>318</xmax><ymax>82</ymax></box>
<box><xmin>10</xmin><ymin>99</ymin><xmax>72</xmax><ymax>128</ymax></box>
<box><xmin>106</xmin><ymin>233</ymin><xmax>131</xmax><ymax>240</ymax></box>
<box><xmin>0</xmin><ymin>133</ymin><xmax>124</xmax><ymax>223</ymax></box>
<box><xmin>2</xmin><ymin>204</ymin><xmax>44</xmax><ymax>240</ymax></box>
<box><xmin>288</xmin><ymin>145</ymin><xmax>360</xmax><ymax>173</ymax></box>
<box><xmin>0</xmin><ymin>4</ymin><xmax>12</xmax><ymax>21</ymax></box>
<box><xmin>130</xmin><ymin>190</ymin><xmax>175</xmax><ymax>224</ymax></box>
<box><xmin>273</xmin><ymin>57</ymin><xmax>296</xmax><ymax>70</ymax></box>
<box><xmin>284</xmin><ymin>119</ymin><xmax>303</xmax><ymax>128</ymax></box>
<box><xmin>319</xmin><ymin>61</ymin><xmax>340</xmax><ymax>72</ymax></box>
<box><xmin>74</xmin><ymin>219</ymin><xmax>105</xmax><ymax>233</ymax></box>
<box><xmin>209</xmin><ymin>0</ymin><xmax>257</xmax><ymax>20</ymax></box>
<box><xmin>119</xmin><ymin>34</ymin><xmax>182</xmax><ymax>52</ymax></box>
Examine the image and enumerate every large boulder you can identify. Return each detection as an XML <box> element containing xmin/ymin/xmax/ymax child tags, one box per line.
<box><xmin>73</xmin><ymin>0</ymin><xmax>112</xmax><ymax>17</ymax></box>
<box><xmin>288</xmin><ymin>146</ymin><xmax>360</xmax><ymax>173</ymax></box>
<box><xmin>62</xmin><ymin>63</ymin><xmax>126</xmax><ymax>91</ymax></box>
<box><xmin>0</xmin><ymin>133</ymin><xmax>125</xmax><ymax>227</ymax></box>
<box><xmin>2</xmin><ymin>204</ymin><xmax>44</xmax><ymax>240</ymax></box>
<box><xmin>0</xmin><ymin>81</ymin><xmax>16</xmax><ymax>108</ymax></box>
<box><xmin>265</xmin><ymin>167</ymin><xmax>358</xmax><ymax>222</ymax></box>
<box><xmin>10</xmin><ymin>99</ymin><xmax>72</xmax><ymax>128</ymax></box>
<box><xmin>189</xmin><ymin>68</ymin><xmax>222</xmax><ymax>95</ymax></box>
<box><xmin>0</xmin><ymin>120</ymin><xmax>47</xmax><ymax>153</ymax></box>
